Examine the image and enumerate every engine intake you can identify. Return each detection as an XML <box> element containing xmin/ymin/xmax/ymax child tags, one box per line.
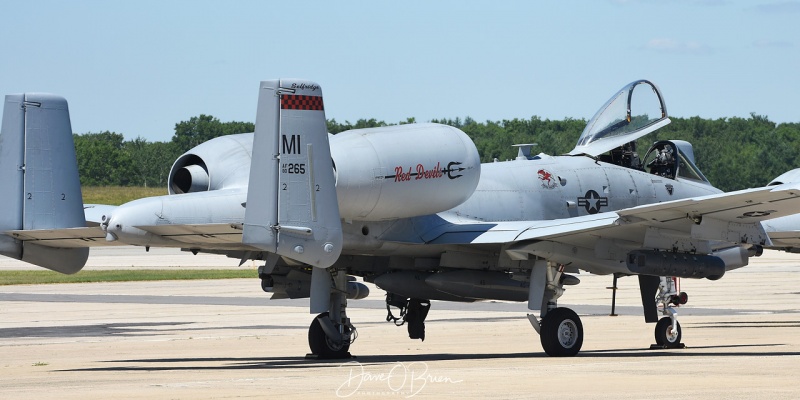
<box><xmin>166</xmin><ymin>133</ymin><xmax>253</xmax><ymax>195</ymax></box>
<box><xmin>170</xmin><ymin>155</ymin><xmax>209</xmax><ymax>194</ymax></box>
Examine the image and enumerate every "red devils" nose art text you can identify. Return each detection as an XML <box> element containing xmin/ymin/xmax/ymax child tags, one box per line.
<box><xmin>385</xmin><ymin>161</ymin><xmax>466</xmax><ymax>182</ymax></box>
<box><xmin>394</xmin><ymin>162</ymin><xmax>444</xmax><ymax>182</ymax></box>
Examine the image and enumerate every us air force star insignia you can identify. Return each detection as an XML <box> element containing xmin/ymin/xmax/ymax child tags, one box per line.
<box><xmin>577</xmin><ymin>190</ymin><xmax>609</xmax><ymax>214</ymax></box>
<box><xmin>739</xmin><ymin>210</ymin><xmax>776</xmax><ymax>218</ymax></box>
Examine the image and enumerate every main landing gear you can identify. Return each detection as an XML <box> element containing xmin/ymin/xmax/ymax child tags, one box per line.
<box><xmin>540</xmin><ymin>307</ymin><xmax>583</xmax><ymax>357</ymax></box>
<box><xmin>308</xmin><ymin>312</ymin><xmax>353</xmax><ymax>358</ymax></box>
<box><xmin>306</xmin><ymin>269</ymin><xmax>357</xmax><ymax>359</ymax></box>
<box><xmin>527</xmin><ymin>263</ymin><xmax>584</xmax><ymax>357</ymax></box>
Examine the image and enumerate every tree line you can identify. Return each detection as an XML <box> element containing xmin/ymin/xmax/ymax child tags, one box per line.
<box><xmin>73</xmin><ymin>113</ymin><xmax>800</xmax><ymax>192</ymax></box>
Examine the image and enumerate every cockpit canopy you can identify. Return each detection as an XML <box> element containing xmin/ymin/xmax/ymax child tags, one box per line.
<box><xmin>569</xmin><ymin>80</ymin><xmax>669</xmax><ymax>157</ymax></box>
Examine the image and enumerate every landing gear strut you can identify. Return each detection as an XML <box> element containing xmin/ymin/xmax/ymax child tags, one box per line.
<box><xmin>528</xmin><ymin>262</ymin><xmax>584</xmax><ymax>357</ymax></box>
<box><xmin>652</xmin><ymin>276</ymin><xmax>686</xmax><ymax>349</ymax></box>
<box><xmin>306</xmin><ymin>268</ymin><xmax>357</xmax><ymax>359</ymax></box>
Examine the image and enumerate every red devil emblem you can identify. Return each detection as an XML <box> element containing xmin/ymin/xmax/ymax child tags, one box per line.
<box><xmin>538</xmin><ymin>169</ymin><xmax>558</xmax><ymax>189</ymax></box>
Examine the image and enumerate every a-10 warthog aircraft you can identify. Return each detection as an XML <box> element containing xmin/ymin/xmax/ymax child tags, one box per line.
<box><xmin>3</xmin><ymin>79</ymin><xmax>800</xmax><ymax>357</ymax></box>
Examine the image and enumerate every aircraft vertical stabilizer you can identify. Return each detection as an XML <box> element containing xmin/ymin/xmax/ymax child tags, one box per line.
<box><xmin>0</xmin><ymin>94</ymin><xmax>88</xmax><ymax>274</ymax></box>
<box><xmin>243</xmin><ymin>80</ymin><xmax>342</xmax><ymax>268</ymax></box>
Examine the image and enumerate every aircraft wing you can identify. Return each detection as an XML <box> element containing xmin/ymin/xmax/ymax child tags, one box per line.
<box><xmin>5</xmin><ymin>223</ymin><xmax>247</xmax><ymax>249</ymax></box>
<box><xmin>5</xmin><ymin>194</ymin><xmax>246</xmax><ymax>249</ymax></box>
<box><xmin>411</xmin><ymin>183</ymin><xmax>800</xmax><ymax>261</ymax></box>
<box><xmin>5</xmin><ymin>226</ymin><xmax>121</xmax><ymax>248</ymax></box>
<box><xmin>760</xmin><ymin>214</ymin><xmax>800</xmax><ymax>250</ymax></box>
<box><xmin>134</xmin><ymin>223</ymin><xmax>244</xmax><ymax>245</ymax></box>
<box><xmin>764</xmin><ymin>230</ymin><xmax>800</xmax><ymax>248</ymax></box>
<box><xmin>419</xmin><ymin>214</ymin><xmax>619</xmax><ymax>245</ymax></box>
<box><xmin>2</xmin><ymin>204</ymin><xmax>124</xmax><ymax>248</ymax></box>
<box><xmin>6</xmin><ymin>204</ymin><xmax>243</xmax><ymax>249</ymax></box>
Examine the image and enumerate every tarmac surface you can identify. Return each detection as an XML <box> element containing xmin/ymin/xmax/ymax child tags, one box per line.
<box><xmin>1</xmin><ymin>247</ymin><xmax>800</xmax><ymax>399</ymax></box>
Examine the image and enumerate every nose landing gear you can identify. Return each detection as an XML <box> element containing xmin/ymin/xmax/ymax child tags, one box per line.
<box><xmin>651</xmin><ymin>276</ymin><xmax>686</xmax><ymax>349</ymax></box>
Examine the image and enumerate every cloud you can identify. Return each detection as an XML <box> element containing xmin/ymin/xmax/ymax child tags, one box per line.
<box><xmin>643</xmin><ymin>38</ymin><xmax>713</xmax><ymax>54</ymax></box>
<box><xmin>755</xmin><ymin>1</ymin><xmax>800</xmax><ymax>13</ymax></box>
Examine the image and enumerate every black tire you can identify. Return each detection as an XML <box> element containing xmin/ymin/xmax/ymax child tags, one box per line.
<box><xmin>654</xmin><ymin>317</ymin><xmax>682</xmax><ymax>348</ymax></box>
<box><xmin>540</xmin><ymin>307</ymin><xmax>583</xmax><ymax>357</ymax></box>
<box><xmin>308</xmin><ymin>312</ymin><xmax>351</xmax><ymax>358</ymax></box>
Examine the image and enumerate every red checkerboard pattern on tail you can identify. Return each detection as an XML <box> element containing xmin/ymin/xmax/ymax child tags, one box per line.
<box><xmin>280</xmin><ymin>94</ymin><xmax>324</xmax><ymax>110</ymax></box>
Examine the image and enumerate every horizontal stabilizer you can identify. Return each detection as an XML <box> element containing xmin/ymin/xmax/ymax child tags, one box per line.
<box><xmin>6</xmin><ymin>226</ymin><xmax>111</xmax><ymax>248</ymax></box>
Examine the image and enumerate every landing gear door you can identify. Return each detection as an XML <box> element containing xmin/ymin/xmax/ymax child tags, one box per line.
<box><xmin>569</xmin><ymin>80</ymin><xmax>670</xmax><ymax>157</ymax></box>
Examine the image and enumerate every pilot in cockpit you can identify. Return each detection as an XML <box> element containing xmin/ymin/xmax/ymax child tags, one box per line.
<box><xmin>647</xmin><ymin>146</ymin><xmax>675</xmax><ymax>178</ymax></box>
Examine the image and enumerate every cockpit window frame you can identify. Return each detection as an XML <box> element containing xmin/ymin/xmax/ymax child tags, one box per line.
<box><xmin>569</xmin><ymin>80</ymin><xmax>670</xmax><ymax>157</ymax></box>
<box><xmin>643</xmin><ymin>140</ymin><xmax>710</xmax><ymax>184</ymax></box>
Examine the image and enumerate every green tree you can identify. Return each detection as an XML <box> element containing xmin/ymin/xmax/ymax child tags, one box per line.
<box><xmin>326</xmin><ymin>118</ymin><xmax>388</xmax><ymax>134</ymax></box>
<box><xmin>171</xmin><ymin>115</ymin><xmax>254</xmax><ymax>154</ymax></box>
<box><xmin>124</xmin><ymin>138</ymin><xmax>180</xmax><ymax>187</ymax></box>
<box><xmin>73</xmin><ymin>131</ymin><xmax>134</xmax><ymax>186</ymax></box>
<box><xmin>72</xmin><ymin>113</ymin><xmax>800</xmax><ymax>192</ymax></box>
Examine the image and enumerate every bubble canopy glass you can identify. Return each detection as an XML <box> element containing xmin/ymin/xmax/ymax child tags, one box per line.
<box><xmin>569</xmin><ymin>80</ymin><xmax>669</xmax><ymax>156</ymax></box>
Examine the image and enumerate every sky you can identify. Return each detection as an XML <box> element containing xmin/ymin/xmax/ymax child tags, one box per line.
<box><xmin>1</xmin><ymin>0</ymin><xmax>798</xmax><ymax>142</ymax></box>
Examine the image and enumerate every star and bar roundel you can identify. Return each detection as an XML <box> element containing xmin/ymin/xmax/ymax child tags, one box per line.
<box><xmin>577</xmin><ymin>190</ymin><xmax>609</xmax><ymax>214</ymax></box>
<box><xmin>280</xmin><ymin>94</ymin><xmax>324</xmax><ymax>111</ymax></box>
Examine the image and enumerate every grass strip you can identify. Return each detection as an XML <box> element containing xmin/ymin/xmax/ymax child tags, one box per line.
<box><xmin>82</xmin><ymin>186</ymin><xmax>167</xmax><ymax>206</ymax></box>
<box><xmin>0</xmin><ymin>269</ymin><xmax>255</xmax><ymax>286</ymax></box>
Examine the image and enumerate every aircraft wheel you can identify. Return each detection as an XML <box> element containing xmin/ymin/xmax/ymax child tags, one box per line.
<box><xmin>540</xmin><ymin>307</ymin><xmax>583</xmax><ymax>357</ymax></box>
<box><xmin>654</xmin><ymin>317</ymin><xmax>682</xmax><ymax>348</ymax></box>
<box><xmin>308</xmin><ymin>312</ymin><xmax>351</xmax><ymax>358</ymax></box>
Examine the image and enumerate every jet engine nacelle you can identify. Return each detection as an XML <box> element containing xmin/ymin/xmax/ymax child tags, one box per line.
<box><xmin>627</xmin><ymin>250</ymin><xmax>726</xmax><ymax>280</ymax></box>
<box><xmin>768</xmin><ymin>168</ymin><xmax>800</xmax><ymax>186</ymax></box>
<box><xmin>330</xmin><ymin>123</ymin><xmax>481</xmax><ymax>221</ymax></box>
<box><xmin>168</xmin><ymin>133</ymin><xmax>254</xmax><ymax>194</ymax></box>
